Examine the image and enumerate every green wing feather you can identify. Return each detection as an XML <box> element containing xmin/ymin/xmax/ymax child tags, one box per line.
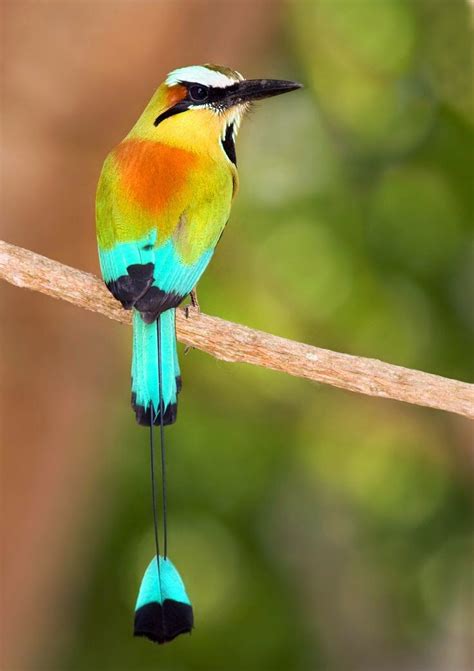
<box><xmin>96</xmin><ymin>147</ymin><xmax>233</xmax><ymax>304</ymax></box>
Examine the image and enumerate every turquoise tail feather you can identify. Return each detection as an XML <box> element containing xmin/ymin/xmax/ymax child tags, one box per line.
<box><xmin>131</xmin><ymin>309</ymin><xmax>180</xmax><ymax>426</ymax></box>
<box><xmin>134</xmin><ymin>555</ymin><xmax>193</xmax><ymax>644</ymax></box>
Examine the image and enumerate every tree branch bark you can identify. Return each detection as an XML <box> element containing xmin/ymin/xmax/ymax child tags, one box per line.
<box><xmin>1</xmin><ymin>239</ymin><xmax>472</xmax><ymax>420</ymax></box>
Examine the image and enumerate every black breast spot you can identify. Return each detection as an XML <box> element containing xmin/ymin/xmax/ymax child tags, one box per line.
<box><xmin>222</xmin><ymin>123</ymin><xmax>237</xmax><ymax>165</ymax></box>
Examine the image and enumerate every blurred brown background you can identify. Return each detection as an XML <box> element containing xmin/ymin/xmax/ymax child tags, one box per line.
<box><xmin>1</xmin><ymin>2</ymin><xmax>473</xmax><ymax>671</ymax></box>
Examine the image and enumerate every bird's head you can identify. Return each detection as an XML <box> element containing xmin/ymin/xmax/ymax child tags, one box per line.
<box><xmin>128</xmin><ymin>64</ymin><xmax>302</xmax><ymax>162</ymax></box>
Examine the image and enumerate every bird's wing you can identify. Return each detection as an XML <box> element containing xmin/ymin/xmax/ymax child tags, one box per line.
<box><xmin>96</xmin><ymin>140</ymin><xmax>233</xmax><ymax>317</ymax></box>
<box><xmin>96</xmin><ymin>152</ymin><xmax>158</xmax><ymax>308</ymax></box>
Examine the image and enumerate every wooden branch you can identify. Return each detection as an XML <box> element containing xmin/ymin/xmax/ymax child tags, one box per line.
<box><xmin>1</xmin><ymin>239</ymin><xmax>473</xmax><ymax>420</ymax></box>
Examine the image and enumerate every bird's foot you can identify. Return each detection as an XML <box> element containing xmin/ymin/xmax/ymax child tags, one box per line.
<box><xmin>190</xmin><ymin>288</ymin><xmax>200</xmax><ymax>312</ymax></box>
<box><xmin>184</xmin><ymin>289</ymin><xmax>200</xmax><ymax>354</ymax></box>
<box><xmin>184</xmin><ymin>288</ymin><xmax>200</xmax><ymax>320</ymax></box>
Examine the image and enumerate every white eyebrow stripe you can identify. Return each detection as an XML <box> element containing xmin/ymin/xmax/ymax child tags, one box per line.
<box><xmin>166</xmin><ymin>65</ymin><xmax>242</xmax><ymax>88</ymax></box>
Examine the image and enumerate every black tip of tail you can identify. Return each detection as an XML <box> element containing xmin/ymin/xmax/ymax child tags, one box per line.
<box><xmin>134</xmin><ymin>600</ymin><xmax>194</xmax><ymax>644</ymax></box>
<box><xmin>132</xmin><ymin>393</ymin><xmax>178</xmax><ymax>426</ymax></box>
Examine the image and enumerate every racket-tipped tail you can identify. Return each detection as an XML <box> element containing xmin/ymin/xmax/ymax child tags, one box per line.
<box><xmin>134</xmin><ymin>555</ymin><xmax>193</xmax><ymax>644</ymax></box>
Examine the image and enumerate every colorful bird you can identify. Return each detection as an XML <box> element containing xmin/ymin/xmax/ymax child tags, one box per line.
<box><xmin>96</xmin><ymin>64</ymin><xmax>301</xmax><ymax>644</ymax></box>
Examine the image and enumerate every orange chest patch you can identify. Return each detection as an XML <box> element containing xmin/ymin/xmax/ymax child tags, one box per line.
<box><xmin>114</xmin><ymin>139</ymin><xmax>197</xmax><ymax>213</ymax></box>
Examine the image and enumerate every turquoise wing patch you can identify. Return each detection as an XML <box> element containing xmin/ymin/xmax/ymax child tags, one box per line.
<box><xmin>152</xmin><ymin>239</ymin><xmax>214</xmax><ymax>298</ymax></box>
<box><xmin>98</xmin><ymin>230</ymin><xmax>157</xmax><ymax>285</ymax></box>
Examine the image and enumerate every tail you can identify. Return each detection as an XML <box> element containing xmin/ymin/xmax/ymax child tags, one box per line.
<box><xmin>134</xmin><ymin>555</ymin><xmax>193</xmax><ymax>644</ymax></box>
<box><xmin>131</xmin><ymin>308</ymin><xmax>180</xmax><ymax>426</ymax></box>
<box><xmin>132</xmin><ymin>308</ymin><xmax>192</xmax><ymax>644</ymax></box>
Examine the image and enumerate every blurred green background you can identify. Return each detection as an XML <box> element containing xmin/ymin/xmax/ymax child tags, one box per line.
<box><xmin>2</xmin><ymin>1</ymin><xmax>472</xmax><ymax>670</ymax></box>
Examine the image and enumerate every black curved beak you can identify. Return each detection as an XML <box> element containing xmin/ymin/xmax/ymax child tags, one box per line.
<box><xmin>225</xmin><ymin>79</ymin><xmax>303</xmax><ymax>106</ymax></box>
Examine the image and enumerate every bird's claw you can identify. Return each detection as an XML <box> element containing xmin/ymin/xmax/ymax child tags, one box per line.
<box><xmin>184</xmin><ymin>288</ymin><xmax>200</xmax><ymax>352</ymax></box>
<box><xmin>189</xmin><ymin>288</ymin><xmax>200</xmax><ymax>313</ymax></box>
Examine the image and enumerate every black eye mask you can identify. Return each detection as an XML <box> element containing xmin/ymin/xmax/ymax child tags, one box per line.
<box><xmin>154</xmin><ymin>82</ymin><xmax>240</xmax><ymax>127</ymax></box>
